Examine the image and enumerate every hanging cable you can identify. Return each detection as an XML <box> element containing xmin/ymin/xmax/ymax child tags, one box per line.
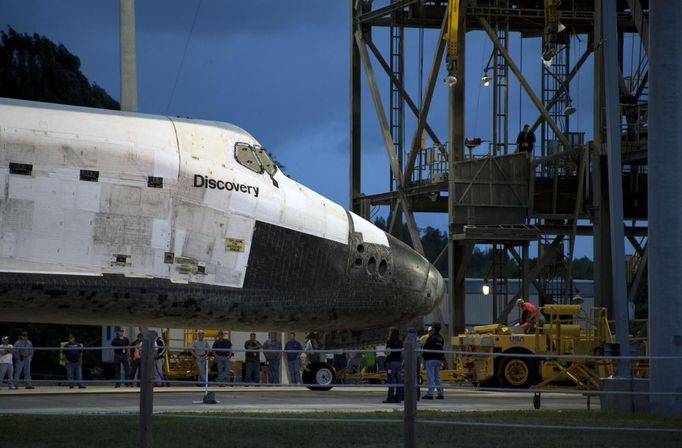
<box><xmin>165</xmin><ymin>0</ymin><xmax>203</xmax><ymax>114</ymax></box>
<box><xmin>518</xmin><ymin>37</ymin><xmax>522</xmax><ymax>131</ymax></box>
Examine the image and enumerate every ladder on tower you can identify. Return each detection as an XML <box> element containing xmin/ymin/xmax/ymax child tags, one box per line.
<box><xmin>541</xmin><ymin>39</ymin><xmax>570</xmax><ymax>157</ymax></box>
<box><xmin>389</xmin><ymin>3</ymin><xmax>404</xmax><ymax>192</ymax></box>
<box><xmin>492</xmin><ymin>244</ymin><xmax>509</xmax><ymax>320</ymax></box>
<box><xmin>493</xmin><ymin>0</ymin><xmax>510</xmax><ymax>155</ymax></box>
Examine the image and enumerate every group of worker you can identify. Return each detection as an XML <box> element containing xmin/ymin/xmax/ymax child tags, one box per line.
<box><xmin>379</xmin><ymin>323</ymin><xmax>446</xmax><ymax>403</ymax></box>
<box><xmin>0</xmin><ymin>332</ymin><xmax>34</xmax><ymax>389</ymax></box>
<box><xmin>0</xmin><ymin>331</ymin><xmax>91</xmax><ymax>389</ymax></box>
<box><xmin>110</xmin><ymin>328</ymin><xmax>167</xmax><ymax>387</ymax></box>
<box><xmin>3</xmin><ymin>301</ymin><xmax>540</xmax><ymax>391</ymax></box>
<box><xmin>187</xmin><ymin>330</ymin><xmax>306</xmax><ymax>386</ymax></box>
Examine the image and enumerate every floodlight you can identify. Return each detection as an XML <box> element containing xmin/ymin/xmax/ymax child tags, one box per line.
<box><xmin>482</xmin><ymin>281</ymin><xmax>490</xmax><ymax>296</ymax></box>
<box><xmin>481</xmin><ymin>73</ymin><xmax>491</xmax><ymax>87</ymax></box>
<box><xmin>542</xmin><ymin>46</ymin><xmax>555</xmax><ymax>67</ymax></box>
<box><xmin>564</xmin><ymin>102</ymin><xmax>576</xmax><ymax>115</ymax></box>
<box><xmin>444</xmin><ymin>74</ymin><xmax>458</xmax><ymax>87</ymax></box>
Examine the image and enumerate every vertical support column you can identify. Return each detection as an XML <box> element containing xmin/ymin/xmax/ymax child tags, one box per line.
<box><xmin>119</xmin><ymin>0</ymin><xmax>138</xmax><ymax>112</ymax></box>
<box><xmin>403</xmin><ymin>329</ymin><xmax>417</xmax><ymax>448</ymax></box>
<box><xmin>592</xmin><ymin>0</ymin><xmax>613</xmax><ymax>312</ymax></box>
<box><xmin>349</xmin><ymin>0</ymin><xmax>362</xmax><ymax>215</ymax></box>
<box><xmin>139</xmin><ymin>329</ymin><xmax>156</xmax><ymax>448</ymax></box>
<box><xmin>648</xmin><ymin>0</ymin><xmax>682</xmax><ymax>416</ymax></box>
<box><xmin>602</xmin><ymin>0</ymin><xmax>630</xmax><ymax>377</ymax></box>
<box><xmin>448</xmin><ymin>4</ymin><xmax>466</xmax><ymax>335</ymax></box>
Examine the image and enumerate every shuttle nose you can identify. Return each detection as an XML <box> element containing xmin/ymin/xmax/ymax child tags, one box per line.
<box><xmin>384</xmin><ymin>232</ymin><xmax>444</xmax><ymax>317</ymax></box>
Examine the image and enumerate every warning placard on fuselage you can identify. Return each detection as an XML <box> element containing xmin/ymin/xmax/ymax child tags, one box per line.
<box><xmin>225</xmin><ymin>239</ymin><xmax>246</xmax><ymax>252</ymax></box>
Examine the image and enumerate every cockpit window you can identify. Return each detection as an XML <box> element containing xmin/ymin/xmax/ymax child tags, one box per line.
<box><xmin>255</xmin><ymin>146</ymin><xmax>277</xmax><ymax>176</ymax></box>
<box><xmin>235</xmin><ymin>142</ymin><xmax>263</xmax><ymax>174</ymax></box>
<box><xmin>234</xmin><ymin>142</ymin><xmax>278</xmax><ymax>177</ymax></box>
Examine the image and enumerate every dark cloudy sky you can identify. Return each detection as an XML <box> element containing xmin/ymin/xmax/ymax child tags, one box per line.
<box><xmin>4</xmin><ymin>0</ymin><xmax>599</xmax><ymax>257</ymax></box>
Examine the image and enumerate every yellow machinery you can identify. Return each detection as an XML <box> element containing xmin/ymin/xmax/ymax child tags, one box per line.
<box><xmin>163</xmin><ymin>329</ymin><xmax>239</xmax><ymax>381</ymax></box>
<box><xmin>452</xmin><ymin>305</ymin><xmax>641</xmax><ymax>390</ymax></box>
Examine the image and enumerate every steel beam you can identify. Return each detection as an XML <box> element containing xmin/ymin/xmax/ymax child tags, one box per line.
<box><xmin>592</xmin><ymin>0</ymin><xmax>613</xmax><ymax>312</ymax></box>
<box><xmin>448</xmin><ymin>1</ymin><xmax>467</xmax><ymax>335</ymax></box>
<box><xmin>350</xmin><ymin>0</ymin><xmax>362</xmax><ymax>214</ymax></box>
<box><xmin>625</xmin><ymin>0</ymin><xmax>648</xmax><ymax>55</ymax></box>
<box><xmin>365</xmin><ymin>39</ymin><xmax>441</xmax><ymax>146</ymax></box>
<box><xmin>627</xmin><ymin>243</ymin><xmax>647</xmax><ymax>305</ymax></box>
<box><xmin>602</xmin><ymin>0</ymin><xmax>631</xmax><ymax>377</ymax></box>
<box><xmin>354</xmin><ymin>29</ymin><xmax>424</xmax><ymax>254</ymax></box>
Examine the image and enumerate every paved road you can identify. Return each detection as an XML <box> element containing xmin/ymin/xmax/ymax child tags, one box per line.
<box><xmin>0</xmin><ymin>385</ymin><xmax>596</xmax><ymax>415</ymax></box>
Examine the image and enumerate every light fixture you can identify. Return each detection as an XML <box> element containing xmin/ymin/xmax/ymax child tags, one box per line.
<box><xmin>564</xmin><ymin>102</ymin><xmax>576</xmax><ymax>115</ymax></box>
<box><xmin>481</xmin><ymin>72</ymin><xmax>491</xmax><ymax>87</ymax></box>
<box><xmin>557</xmin><ymin>22</ymin><xmax>566</xmax><ymax>33</ymax></box>
<box><xmin>542</xmin><ymin>53</ymin><xmax>553</xmax><ymax>67</ymax></box>
<box><xmin>542</xmin><ymin>45</ymin><xmax>556</xmax><ymax>67</ymax></box>
<box><xmin>571</xmin><ymin>294</ymin><xmax>583</xmax><ymax>304</ymax></box>
<box><xmin>482</xmin><ymin>280</ymin><xmax>490</xmax><ymax>296</ymax></box>
<box><xmin>443</xmin><ymin>74</ymin><xmax>457</xmax><ymax>87</ymax></box>
<box><xmin>465</xmin><ymin>137</ymin><xmax>482</xmax><ymax>149</ymax></box>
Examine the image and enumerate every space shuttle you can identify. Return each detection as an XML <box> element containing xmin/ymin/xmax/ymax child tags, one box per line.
<box><xmin>0</xmin><ymin>98</ymin><xmax>444</xmax><ymax>332</ymax></box>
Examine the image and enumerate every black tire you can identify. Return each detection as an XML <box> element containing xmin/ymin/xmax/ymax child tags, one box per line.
<box><xmin>497</xmin><ymin>357</ymin><xmax>533</xmax><ymax>388</ymax></box>
<box><xmin>303</xmin><ymin>363</ymin><xmax>336</xmax><ymax>391</ymax></box>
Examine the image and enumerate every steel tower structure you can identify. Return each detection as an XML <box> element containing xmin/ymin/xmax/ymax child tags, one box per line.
<box><xmin>350</xmin><ymin>0</ymin><xmax>680</xmax><ymax>415</ymax></box>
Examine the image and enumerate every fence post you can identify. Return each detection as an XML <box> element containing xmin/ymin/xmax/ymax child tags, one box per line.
<box><xmin>403</xmin><ymin>328</ymin><xmax>417</xmax><ymax>448</ymax></box>
<box><xmin>139</xmin><ymin>329</ymin><xmax>156</xmax><ymax>448</ymax></box>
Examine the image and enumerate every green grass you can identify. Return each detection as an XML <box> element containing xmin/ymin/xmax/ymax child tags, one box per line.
<box><xmin>0</xmin><ymin>411</ymin><xmax>680</xmax><ymax>448</ymax></box>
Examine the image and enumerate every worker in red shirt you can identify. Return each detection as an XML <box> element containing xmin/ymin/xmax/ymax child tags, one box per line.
<box><xmin>516</xmin><ymin>299</ymin><xmax>546</xmax><ymax>333</ymax></box>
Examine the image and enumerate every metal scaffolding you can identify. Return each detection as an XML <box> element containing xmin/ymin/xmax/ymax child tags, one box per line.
<box><xmin>349</xmin><ymin>0</ymin><xmax>682</xmax><ymax>414</ymax></box>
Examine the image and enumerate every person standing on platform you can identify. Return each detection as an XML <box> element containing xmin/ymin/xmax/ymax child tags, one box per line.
<box><xmin>190</xmin><ymin>330</ymin><xmax>211</xmax><ymax>385</ymax></box>
<box><xmin>244</xmin><ymin>333</ymin><xmax>262</xmax><ymax>385</ymax></box>
<box><xmin>383</xmin><ymin>327</ymin><xmax>404</xmax><ymax>403</ymax></box>
<box><xmin>422</xmin><ymin>323</ymin><xmax>445</xmax><ymax>400</ymax></box>
<box><xmin>284</xmin><ymin>332</ymin><xmax>303</xmax><ymax>384</ymax></box>
<box><xmin>63</xmin><ymin>334</ymin><xmax>86</xmax><ymax>389</ymax></box>
<box><xmin>0</xmin><ymin>336</ymin><xmax>17</xmax><ymax>389</ymax></box>
<box><xmin>516</xmin><ymin>124</ymin><xmax>536</xmax><ymax>154</ymax></box>
<box><xmin>111</xmin><ymin>328</ymin><xmax>131</xmax><ymax>388</ymax></box>
<box><xmin>13</xmin><ymin>331</ymin><xmax>34</xmax><ymax>389</ymax></box>
<box><xmin>262</xmin><ymin>332</ymin><xmax>282</xmax><ymax>384</ymax></box>
<box><xmin>212</xmin><ymin>330</ymin><xmax>232</xmax><ymax>386</ymax></box>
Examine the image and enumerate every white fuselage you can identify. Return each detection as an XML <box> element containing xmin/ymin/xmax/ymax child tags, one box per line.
<box><xmin>0</xmin><ymin>98</ymin><xmax>444</xmax><ymax>331</ymax></box>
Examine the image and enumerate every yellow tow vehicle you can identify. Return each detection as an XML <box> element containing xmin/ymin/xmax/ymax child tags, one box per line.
<box><xmin>452</xmin><ymin>305</ymin><xmax>641</xmax><ymax>390</ymax></box>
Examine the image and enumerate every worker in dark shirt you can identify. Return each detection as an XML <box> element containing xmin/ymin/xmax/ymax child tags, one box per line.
<box><xmin>422</xmin><ymin>323</ymin><xmax>444</xmax><ymax>400</ymax></box>
<box><xmin>212</xmin><ymin>330</ymin><xmax>233</xmax><ymax>385</ymax></box>
<box><xmin>111</xmin><ymin>327</ymin><xmax>131</xmax><ymax>388</ymax></box>
<box><xmin>154</xmin><ymin>333</ymin><xmax>167</xmax><ymax>387</ymax></box>
<box><xmin>63</xmin><ymin>334</ymin><xmax>85</xmax><ymax>389</ymax></box>
<box><xmin>516</xmin><ymin>124</ymin><xmax>536</xmax><ymax>154</ymax></box>
<box><xmin>383</xmin><ymin>327</ymin><xmax>404</xmax><ymax>403</ymax></box>
<box><xmin>244</xmin><ymin>333</ymin><xmax>262</xmax><ymax>384</ymax></box>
